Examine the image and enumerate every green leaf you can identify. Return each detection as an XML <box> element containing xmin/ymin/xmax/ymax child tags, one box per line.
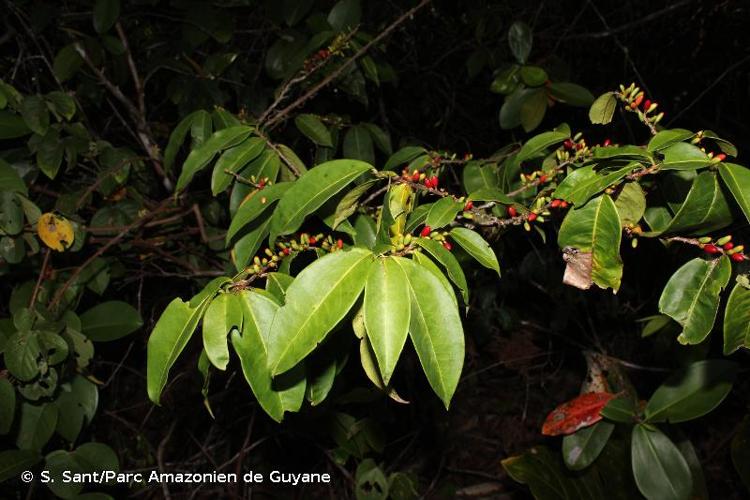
<box><xmin>53</xmin><ymin>45</ymin><xmax>84</xmax><ymax>82</ymax></box>
<box><xmin>232</xmin><ymin>290</ymin><xmax>305</xmax><ymax>422</ymax></box>
<box><xmin>203</xmin><ymin>293</ymin><xmax>242</xmax><ymax>371</ymax></box>
<box><xmin>411</xmin><ymin>252</ymin><xmax>457</xmax><ymax>307</ymax></box>
<box><xmin>163</xmin><ymin>111</ymin><xmax>201</xmax><ymax>173</ymax></box>
<box><xmin>192</xmin><ymin>109</ymin><xmax>213</xmax><ymax>145</ymax></box>
<box><xmin>0</xmin><ymin>379</ymin><xmax>15</xmax><ymax>434</ymax></box>
<box><xmin>520</xmin><ymin>65</ymin><xmax>547</xmax><ymax>87</ymax></box>
<box><xmin>660</xmin><ymin>142</ymin><xmax>711</xmax><ymax>170</ymax></box>
<box><xmin>0</xmin><ymin>110</ymin><xmax>31</xmax><ymax>139</ymax></box>
<box><xmin>718</xmin><ymin>162</ymin><xmax>750</xmax><ymax>224</ymax></box>
<box><xmin>0</xmin><ymin>192</ymin><xmax>24</xmax><ymax>235</ymax></box>
<box><xmin>211</xmin><ymin>137</ymin><xmax>265</xmax><ymax>195</ymax></box>
<box><xmin>589</xmin><ymin>92</ymin><xmax>617</xmax><ymax>125</ymax></box>
<box><xmin>645</xmin><ymin>359</ymin><xmax>738</xmax><ymax>423</ymax></box>
<box><xmin>554</xmin><ymin>164</ymin><xmax>634</xmax><ymax>206</ymax></box>
<box><xmin>295</xmin><ymin>114</ymin><xmax>333</xmax><ymax>147</ymax></box>
<box><xmin>601</xmin><ymin>397</ymin><xmax>636</xmax><ymax>423</ymax></box>
<box><xmin>343</xmin><ymin>124</ymin><xmax>375</xmax><ymax>165</ymax></box>
<box><xmin>226</xmin><ymin>182</ymin><xmax>291</xmax><ymax>243</ymax></box>
<box><xmin>46</xmin><ymin>91</ymin><xmax>76</xmax><ymax>120</ymax></box>
<box><xmin>631</xmin><ymin>425</ymin><xmax>692</xmax><ymax>500</ymax></box>
<box><xmin>328</xmin><ymin>0</ymin><xmax>361</xmax><ymax>31</ymax></box>
<box><xmin>520</xmin><ymin>88</ymin><xmax>547</xmax><ymax>132</ymax></box>
<box><xmin>4</xmin><ymin>330</ymin><xmax>41</xmax><ymax>381</ymax></box>
<box><xmin>384</xmin><ymin>146</ymin><xmax>426</xmax><ymax>170</ymax></box>
<box><xmin>147</xmin><ymin>297</ymin><xmax>211</xmax><ymax>404</ymax></box>
<box><xmin>614</xmin><ymin>182</ymin><xmax>646</xmax><ymax>226</ymax></box>
<box><xmin>449</xmin><ymin>227</ymin><xmax>500</xmax><ymax>275</ymax></box>
<box><xmin>245</xmin><ymin>148</ymin><xmax>281</xmax><ymax>183</ymax></box>
<box><xmin>232</xmin><ymin>219</ymin><xmax>271</xmax><ymax>271</ymax></box>
<box><xmin>265</xmin><ymin>272</ymin><xmax>294</xmax><ymax>303</ymax></box>
<box><xmin>508</xmin><ymin>21</ymin><xmax>532</xmax><ymax>64</ymax></box>
<box><xmin>269</xmin><ymin>159</ymin><xmax>372</xmax><ymax>243</ymax></box>
<box><xmin>175</xmin><ymin>126</ymin><xmax>253</xmax><ymax>192</ymax></box>
<box><xmin>363</xmin><ymin>258</ymin><xmax>410</xmax><ymax>385</ymax></box>
<box><xmin>362</xmin><ymin>123</ymin><xmax>392</xmax><ymax>155</ymax></box>
<box><xmin>393</xmin><ymin>257</ymin><xmax>463</xmax><ymax>408</ymax></box>
<box><xmin>562</xmin><ymin>421</ymin><xmax>615</xmax><ymax>471</ymax></box>
<box><xmin>80</xmin><ymin>300</ymin><xmax>143</xmax><ymax>342</ymax></box>
<box><xmin>658</xmin><ymin>256</ymin><xmax>731</xmax><ymax>345</ymax></box>
<box><xmin>55</xmin><ymin>375</ymin><xmax>98</xmax><ymax>442</ymax></box>
<box><xmin>93</xmin><ymin>0</ymin><xmax>120</xmax><ymax>33</ymax></box>
<box><xmin>647</xmin><ymin>129</ymin><xmax>694</xmax><ymax>152</ymax></box>
<box><xmin>425</xmin><ymin>197</ymin><xmax>462</xmax><ymax>228</ymax></box>
<box><xmin>325</xmin><ymin>178</ymin><xmax>378</xmax><ymax>230</ymax></box>
<box><xmin>0</xmin><ymin>449</ymin><xmax>41</xmax><ymax>482</ymax></box>
<box><xmin>21</xmin><ymin>95</ymin><xmax>49</xmax><ymax>136</ymax></box>
<box><xmin>269</xmin><ymin>248</ymin><xmax>374</xmax><ymax>374</ymax></box>
<box><xmin>725</xmin><ymin>279</ymin><xmax>750</xmax><ymax>354</ymax></box>
<box><xmin>549</xmin><ymin>82</ymin><xmax>595</xmax><ymax>107</ymax></box>
<box><xmin>16</xmin><ymin>402</ymin><xmax>58</xmax><ymax>451</ymax></box>
<box><xmin>592</xmin><ymin>145</ymin><xmax>652</xmax><ymax>162</ymax></box>
<box><xmin>415</xmin><ymin>238</ymin><xmax>469</xmax><ymax>302</ymax></box>
<box><xmin>517</xmin><ymin>131</ymin><xmax>569</xmax><ymax>162</ymax></box>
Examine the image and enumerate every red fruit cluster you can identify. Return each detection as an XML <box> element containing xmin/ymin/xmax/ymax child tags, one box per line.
<box><xmin>549</xmin><ymin>199</ymin><xmax>569</xmax><ymax>209</ymax></box>
<box><xmin>425</xmin><ymin>176</ymin><xmax>439</xmax><ymax>189</ymax></box>
<box><xmin>563</xmin><ymin>139</ymin><xmax>574</xmax><ymax>150</ymax></box>
<box><xmin>701</xmin><ymin>235</ymin><xmax>746</xmax><ymax>262</ymax></box>
<box><xmin>420</xmin><ymin>225</ymin><xmax>432</xmax><ymax>237</ymax></box>
<box><xmin>507</xmin><ymin>206</ymin><xmax>518</xmax><ymax>217</ymax></box>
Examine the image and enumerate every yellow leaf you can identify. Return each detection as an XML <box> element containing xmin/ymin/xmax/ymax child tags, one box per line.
<box><xmin>37</xmin><ymin>213</ymin><xmax>74</xmax><ymax>251</ymax></box>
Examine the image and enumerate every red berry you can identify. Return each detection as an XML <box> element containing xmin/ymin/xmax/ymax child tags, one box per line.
<box><xmin>603</xmin><ymin>138</ymin><xmax>611</xmax><ymax>147</ymax></box>
<box><xmin>723</xmin><ymin>242</ymin><xmax>734</xmax><ymax>250</ymax></box>
<box><xmin>560</xmin><ymin>201</ymin><xmax>569</xmax><ymax>209</ymax></box>
<box><xmin>527</xmin><ymin>212</ymin><xmax>538</xmax><ymax>222</ymax></box>
<box><xmin>576</xmin><ymin>142</ymin><xmax>583</xmax><ymax>150</ymax></box>
<box><xmin>430</xmin><ymin>176</ymin><xmax>439</xmax><ymax>189</ymax></box>
<box><xmin>643</xmin><ymin>99</ymin><xmax>651</xmax><ymax>110</ymax></box>
<box><xmin>442</xmin><ymin>241</ymin><xmax>452</xmax><ymax>251</ymax></box>
<box><xmin>283</xmin><ymin>247</ymin><xmax>291</xmax><ymax>255</ymax></box>
<box><xmin>563</xmin><ymin>139</ymin><xmax>574</xmax><ymax>150</ymax></box>
<box><xmin>464</xmin><ymin>200</ymin><xmax>473</xmax><ymax>211</ymax></box>
<box><xmin>731</xmin><ymin>253</ymin><xmax>746</xmax><ymax>263</ymax></box>
<box><xmin>336</xmin><ymin>239</ymin><xmax>343</xmax><ymax>249</ymax></box>
<box><xmin>412</xmin><ymin>171</ymin><xmax>420</xmax><ymax>182</ymax></box>
<box><xmin>716</xmin><ymin>153</ymin><xmax>727</xmax><ymax>162</ymax></box>
<box><xmin>703</xmin><ymin>244</ymin><xmax>720</xmax><ymax>254</ymax></box>
<box><xmin>308</xmin><ymin>236</ymin><xmax>317</xmax><ymax>245</ymax></box>
<box><xmin>258</xmin><ymin>179</ymin><xmax>266</xmax><ymax>188</ymax></box>
<box><xmin>507</xmin><ymin>206</ymin><xmax>518</xmax><ymax>217</ymax></box>
<box><xmin>550</xmin><ymin>199</ymin><xmax>562</xmax><ymax>208</ymax></box>
<box><xmin>538</xmin><ymin>174</ymin><xmax>548</xmax><ymax>184</ymax></box>
<box><xmin>420</xmin><ymin>225</ymin><xmax>432</xmax><ymax>237</ymax></box>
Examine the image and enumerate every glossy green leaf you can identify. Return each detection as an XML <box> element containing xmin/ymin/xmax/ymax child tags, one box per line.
<box><xmin>589</xmin><ymin>92</ymin><xmax>617</xmax><ymax>125</ymax></box>
<box><xmin>0</xmin><ymin>379</ymin><xmax>15</xmax><ymax>435</ymax></box>
<box><xmin>232</xmin><ymin>290</ymin><xmax>306</xmax><ymax>422</ymax></box>
<box><xmin>175</xmin><ymin>126</ymin><xmax>253</xmax><ymax>192</ymax></box>
<box><xmin>658</xmin><ymin>256</ymin><xmax>731</xmax><ymax>345</ymax></box>
<box><xmin>517</xmin><ymin>131</ymin><xmax>569</xmax><ymax>162</ymax></box>
<box><xmin>593</xmin><ymin>145</ymin><xmax>652</xmax><ymax>162</ymax></box>
<box><xmin>660</xmin><ymin>142</ymin><xmax>711</xmax><ymax>170</ymax></box>
<box><xmin>203</xmin><ymin>293</ymin><xmax>243</xmax><ymax>370</ymax></box>
<box><xmin>0</xmin><ymin>192</ymin><xmax>23</xmax><ymax>235</ymax></box>
<box><xmin>362</xmin><ymin>123</ymin><xmax>392</xmax><ymax>155</ymax></box>
<box><xmin>549</xmin><ymin>82</ymin><xmax>595</xmax><ymax>107</ymax></box>
<box><xmin>424</xmin><ymin>196</ymin><xmax>462</xmax><ymax>228</ymax></box>
<box><xmin>558</xmin><ymin>195</ymin><xmax>623</xmax><ymax>291</ymax></box>
<box><xmin>520</xmin><ymin>65</ymin><xmax>548</xmax><ymax>87</ymax></box>
<box><xmin>52</xmin><ymin>45</ymin><xmax>84</xmax><ymax>82</ymax></box>
<box><xmin>0</xmin><ymin>449</ymin><xmax>41</xmax><ymax>482</ymax></box>
<box><xmin>269</xmin><ymin>248</ymin><xmax>374</xmax><ymax>374</ymax></box>
<box><xmin>80</xmin><ymin>300</ymin><xmax>143</xmax><ymax>342</ymax></box>
<box><xmin>0</xmin><ymin>159</ymin><xmax>27</xmax><ymax>195</ymax></box>
<box><xmin>21</xmin><ymin>95</ymin><xmax>49</xmax><ymax>136</ymax></box>
<box><xmin>384</xmin><ymin>146</ymin><xmax>426</xmax><ymax>170</ymax></box>
<box><xmin>343</xmin><ymin>124</ymin><xmax>375</xmax><ymax>165</ymax></box>
<box><xmin>363</xmin><ymin>258</ymin><xmax>410</xmax><ymax>385</ymax></box>
<box><xmin>647</xmin><ymin>130</ymin><xmax>694</xmax><ymax>152</ymax></box>
<box><xmin>614</xmin><ymin>182</ymin><xmax>646</xmax><ymax>226</ymax></box>
<box><xmin>508</xmin><ymin>21</ymin><xmax>532</xmax><ymax>64</ymax></box>
<box><xmin>55</xmin><ymin>375</ymin><xmax>98</xmax><ymax>442</ymax></box>
<box><xmin>245</xmin><ymin>148</ymin><xmax>281</xmax><ymax>183</ymax></box>
<box><xmin>724</xmin><ymin>279</ymin><xmax>750</xmax><ymax>354</ymax></box>
<box><xmin>295</xmin><ymin>114</ymin><xmax>332</xmax><ymax>147</ymax></box>
<box><xmin>163</xmin><ymin>111</ymin><xmax>200</xmax><ymax>173</ymax></box>
<box><xmin>393</xmin><ymin>257</ymin><xmax>463</xmax><ymax>408</ymax></box>
<box><xmin>46</xmin><ymin>91</ymin><xmax>76</xmax><ymax>120</ymax></box>
<box><xmin>265</xmin><ymin>272</ymin><xmax>294</xmax><ymax>302</ymax></box>
<box><xmin>269</xmin><ymin>159</ymin><xmax>372</xmax><ymax>243</ymax></box>
<box><xmin>631</xmin><ymin>425</ymin><xmax>692</xmax><ymax>500</ymax></box>
<box><xmin>449</xmin><ymin>227</ymin><xmax>500</xmax><ymax>275</ymax></box>
<box><xmin>328</xmin><ymin>0</ymin><xmax>361</xmax><ymax>31</ymax></box>
<box><xmin>16</xmin><ymin>402</ymin><xmax>58</xmax><ymax>451</ymax></box>
<box><xmin>4</xmin><ymin>330</ymin><xmax>41</xmax><ymax>381</ymax></box>
<box><xmin>415</xmin><ymin>238</ymin><xmax>469</xmax><ymax>302</ymax></box>
<box><xmin>0</xmin><ymin>110</ymin><xmax>31</xmax><ymax>139</ymax></box>
<box><xmin>462</xmin><ymin>161</ymin><xmax>500</xmax><ymax>192</ymax></box>
<box><xmin>211</xmin><ymin>137</ymin><xmax>265</xmax><ymax>195</ymax></box>
<box><xmin>226</xmin><ymin>182</ymin><xmax>292</xmax><ymax>243</ymax></box>
<box><xmin>562</xmin><ymin>421</ymin><xmax>615</xmax><ymax>471</ymax></box>
<box><xmin>93</xmin><ymin>0</ymin><xmax>120</xmax><ymax>33</ymax></box>
<box><xmin>645</xmin><ymin>359</ymin><xmax>738</xmax><ymax>423</ymax></box>
<box><xmin>191</xmin><ymin>109</ymin><xmax>213</xmax><ymax>145</ymax></box>
<box><xmin>600</xmin><ymin>397</ymin><xmax>636</xmax><ymax>423</ymax></box>
<box><xmin>232</xmin><ymin>218</ymin><xmax>271</xmax><ymax>271</ymax></box>
<box><xmin>718</xmin><ymin>162</ymin><xmax>750</xmax><ymax>224</ymax></box>
<box><xmin>147</xmin><ymin>297</ymin><xmax>210</xmax><ymax>404</ymax></box>
<box><xmin>554</xmin><ymin>164</ymin><xmax>634</xmax><ymax>206</ymax></box>
<box><xmin>520</xmin><ymin>88</ymin><xmax>547</xmax><ymax>132</ymax></box>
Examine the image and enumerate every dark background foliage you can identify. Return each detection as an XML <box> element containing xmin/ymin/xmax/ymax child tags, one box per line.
<box><xmin>2</xmin><ymin>0</ymin><xmax>750</xmax><ymax>498</ymax></box>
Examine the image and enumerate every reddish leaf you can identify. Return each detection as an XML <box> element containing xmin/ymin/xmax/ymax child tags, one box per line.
<box><xmin>541</xmin><ymin>392</ymin><xmax>615</xmax><ymax>436</ymax></box>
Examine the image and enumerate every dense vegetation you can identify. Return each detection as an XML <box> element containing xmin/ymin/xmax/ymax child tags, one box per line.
<box><xmin>2</xmin><ymin>0</ymin><xmax>750</xmax><ymax>498</ymax></box>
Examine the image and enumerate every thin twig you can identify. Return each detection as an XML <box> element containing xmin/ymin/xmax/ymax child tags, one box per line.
<box><xmin>29</xmin><ymin>249</ymin><xmax>51</xmax><ymax>308</ymax></box>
